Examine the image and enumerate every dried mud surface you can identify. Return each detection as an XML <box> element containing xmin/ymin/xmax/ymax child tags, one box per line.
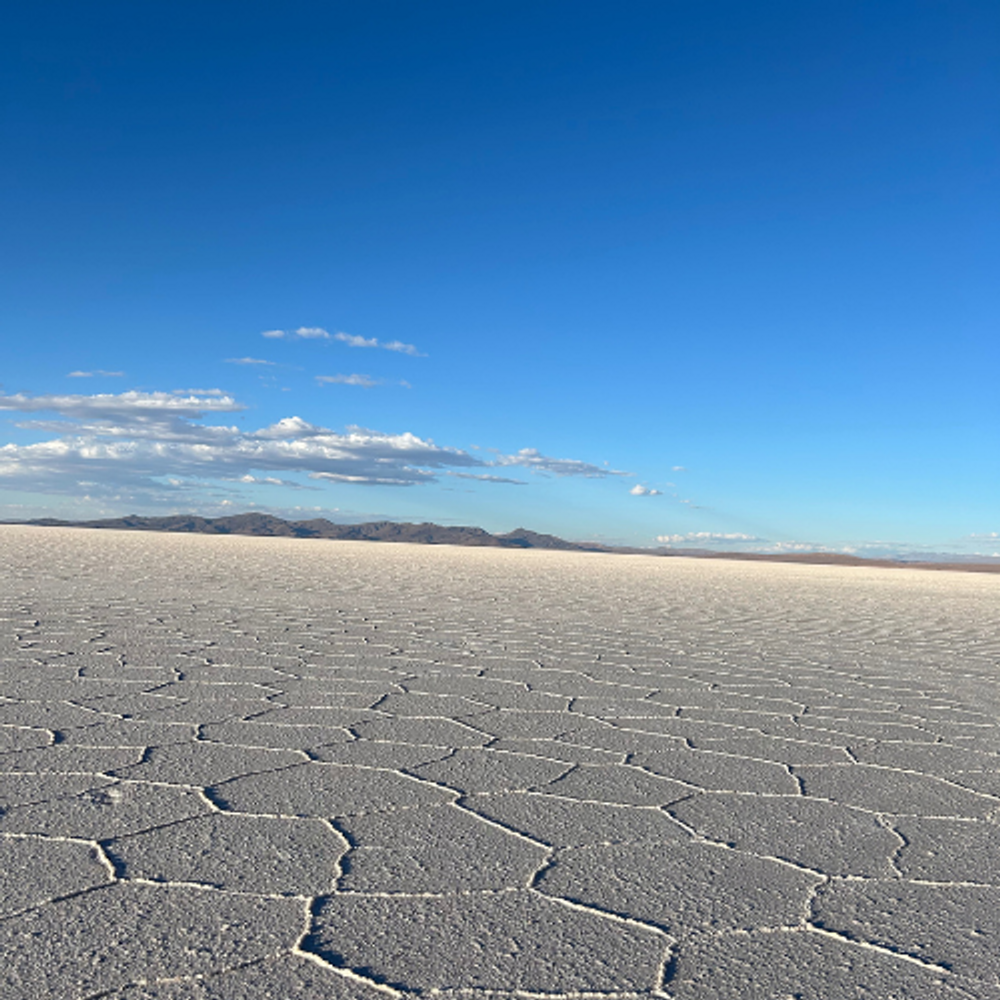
<box><xmin>2</xmin><ymin>525</ymin><xmax>999</xmax><ymax>999</ymax></box>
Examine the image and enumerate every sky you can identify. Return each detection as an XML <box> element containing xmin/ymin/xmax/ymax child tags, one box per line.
<box><xmin>2</xmin><ymin>1</ymin><xmax>998</xmax><ymax>556</ymax></box>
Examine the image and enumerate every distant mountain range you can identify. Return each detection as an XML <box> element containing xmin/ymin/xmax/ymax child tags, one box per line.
<box><xmin>12</xmin><ymin>512</ymin><xmax>1000</xmax><ymax>574</ymax></box>
<box><xmin>20</xmin><ymin>512</ymin><xmax>611</xmax><ymax>550</ymax></box>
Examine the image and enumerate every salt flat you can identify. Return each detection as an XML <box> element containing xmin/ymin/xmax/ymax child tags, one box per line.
<box><xmin>1</xmin><ymin>525</ymin><xmax>999</xmax><ymax>999</ymax></box>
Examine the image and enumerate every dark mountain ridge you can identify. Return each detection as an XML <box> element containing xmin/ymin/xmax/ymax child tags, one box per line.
<box><xmin>19</xmin><ymin>512</ymin><xmax>596</xmax><ymax>551</ymax></box>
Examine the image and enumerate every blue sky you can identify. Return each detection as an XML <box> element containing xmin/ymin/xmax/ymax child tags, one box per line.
<box><xmin>2</xmin><ymin>1</ymin><xmax>998</xmax><ymax>555</ymax></box>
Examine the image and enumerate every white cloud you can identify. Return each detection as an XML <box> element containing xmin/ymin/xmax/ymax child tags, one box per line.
<box><xmin>671</xmin><ymin>466</ymin><xmax>687</xmax><ymax>472</ymax></box>
<box><xmin>334</xmin><ymin>331</ymin><xmax>423</xmax><ymax>356</ymax></box>
<box><xmin>333</xmin><ymin>332</ymin><xmax>378</xmax><ymax>348</ymax></box>
<box><xmin>630</xmin><ymin>484</ymin><xmax>662</xmax><ymax>497</ymax></box>
<box><xmin>237</xmin><ymin>474</ymin><xmax>315</xmax><ymax>490</ymax></box>
<box><xmin>67</xmin><ymin>370</ymin><xmax>125</xmax><ymax>378</ymax></box>
<box><xmin>495</xmin><ymin>448</ymin><xmax>629</xmax><ymax>478</ymax></box>
<box><xmin>226</xmin><ymin>357</ymin><xmax>276</xmax><ymax>366</ymax></box>
<box><xmin>261</xmin><ymin>327</ymin><xmax>424</xmax><ymax>355</ymax></box>
<box><xmin>262</xmin><ymin>327</ymin><xmax>332</xmax><ymax>340</ymax></box>
<box><xmin>0</xmin><ymin>389</ymin><xmax>633</xmax><ymax>508</ymax></box>
<box><xmin>309</xmin><ymin>469</ymin><xmax>435</xmax><ymax>486</ymax></box>
<box><xmin>252</xmin><ymin>416</ymin><xmax>322</xmax><ymax>439</ymax></box>
<box><xmin>652</xmin><ymin>534</ymin><xmax>938</xmax><ymax>557</ymax></box>
<box><xmin>0</xmin><ymin>390</ymin><xmax>242</xmax><ymax>421</ymax></box>
<box><xmin>657</xmin><ymin>532</ymin><xmax>762</xmax><ymax>544</ymax></box>
<box><xmin>316</xmin><ymin>374</ymin><xmax>382</xmax><ymax>388</ymax></box>
<box><xmin>382</xmin><ymin>340</ymin><xmax>422</xmax><ymax>356</ymax></box>
<box><xmin>0</xmin><ymin>390</ymin><xmax>487</xmax><ymax>500</ymax></box>
<box><xmin>447</xmin><ymin>471</ymin><xmax>527</xmax><ymax>485</ymax></box>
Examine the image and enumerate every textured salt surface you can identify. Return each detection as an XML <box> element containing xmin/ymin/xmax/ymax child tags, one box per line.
<box><xmin>1</xmin><ymin>525</ymin><xmax>999</xmax><ymax>999</ymax></box>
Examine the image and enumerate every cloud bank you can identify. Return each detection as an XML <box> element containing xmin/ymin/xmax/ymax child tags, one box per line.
<box><xmin>0</xmin><ymin>390</ymin><xmax>624</xmax><ymax>505</ymax></box>
<box><xmin>0</xmin><ymin>391</ymin><xmax>243</xmax><ymax>421</ymax></box>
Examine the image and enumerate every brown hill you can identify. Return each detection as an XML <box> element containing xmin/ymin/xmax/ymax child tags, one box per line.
<box><xmin>21</xmin><ymin>513</ymin><xmax>598</xmax><ymax>550</ymax></box>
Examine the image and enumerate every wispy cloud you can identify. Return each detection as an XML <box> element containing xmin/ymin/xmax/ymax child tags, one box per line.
<box><xmin>226</xmin><ymin>357</ymin><xmax>277</xmax><ymax>366</ymax></box>
<box><xmin>261</xmin><ymin>327</ymin><xmax>331</xmax><ymax>340</ymax></box>
<box><xmin>769</xmin><ymin>541</ymin><xmax>830</xmax><ymax>552</ymax></box>
<box><xmin>630</xmin><ymin>484</ymin><xmax>662</xmax><ymax>496</ymax></box>
<box><xmin>447</xmin><ymin>471</ymin><xmax>527</xmax><ymax>485</ymax></box>
<box><xmin>384</xmin><ymin>340</ymin><xmax>422</xmax><ymax>356</ymax></box>
<box><xmin>316</xmin><ymin>374</ymin><xmax>412</xmax><ymax>389</ymax></box>
<box><xmin>494</xmin><ymin>448</ymin><xmax>629</xmax><ymax>478</ymax></box>
<box><xmin>334</xmin><ymin>331</ymin><xmax>423</xmax><ymax>356</ymax></box>
<box><xmin>657</xmin><ymin>532</ymin><xmax>762</xmax><ymax>544</ymax></box>
<box><xmin>655</xmin><ymin>533</ymin><xmax>931</xmax><ymax>557</ymax></box>
<box><xmin>237</xmin><ymin>474</ymin><xmax>316</xmax><ymax>490</ymax></box>
<box><xmin>316</xmin><ymin>374</ymin><xmax>382</xmax><ymax>388</ymax></box>
<box><xmin>67</xmin><ymin>370</ymin><xmax>125</xmax><ymax>378</ymax></box>
<box><xmin>332</xmin><ymin>332</ymin><xmax>375</xmax><ymax>348</ymax></box>
<box><xmin>261</xmin><ymin>327</ymin><xmax>424</xmax><ymax>356</ymax></box>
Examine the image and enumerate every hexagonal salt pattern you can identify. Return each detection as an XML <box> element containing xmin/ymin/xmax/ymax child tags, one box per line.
<box><xmin>2</xmin><ymin>524</ymin><xmax>1000</xmax><ymax>999</ymax></box>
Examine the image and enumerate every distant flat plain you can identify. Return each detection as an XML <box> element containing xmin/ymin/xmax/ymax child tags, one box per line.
<box><xmin>2</xmin><ymin>525</ymin><xmax>999</xmax><ymax>999</ymax></box>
